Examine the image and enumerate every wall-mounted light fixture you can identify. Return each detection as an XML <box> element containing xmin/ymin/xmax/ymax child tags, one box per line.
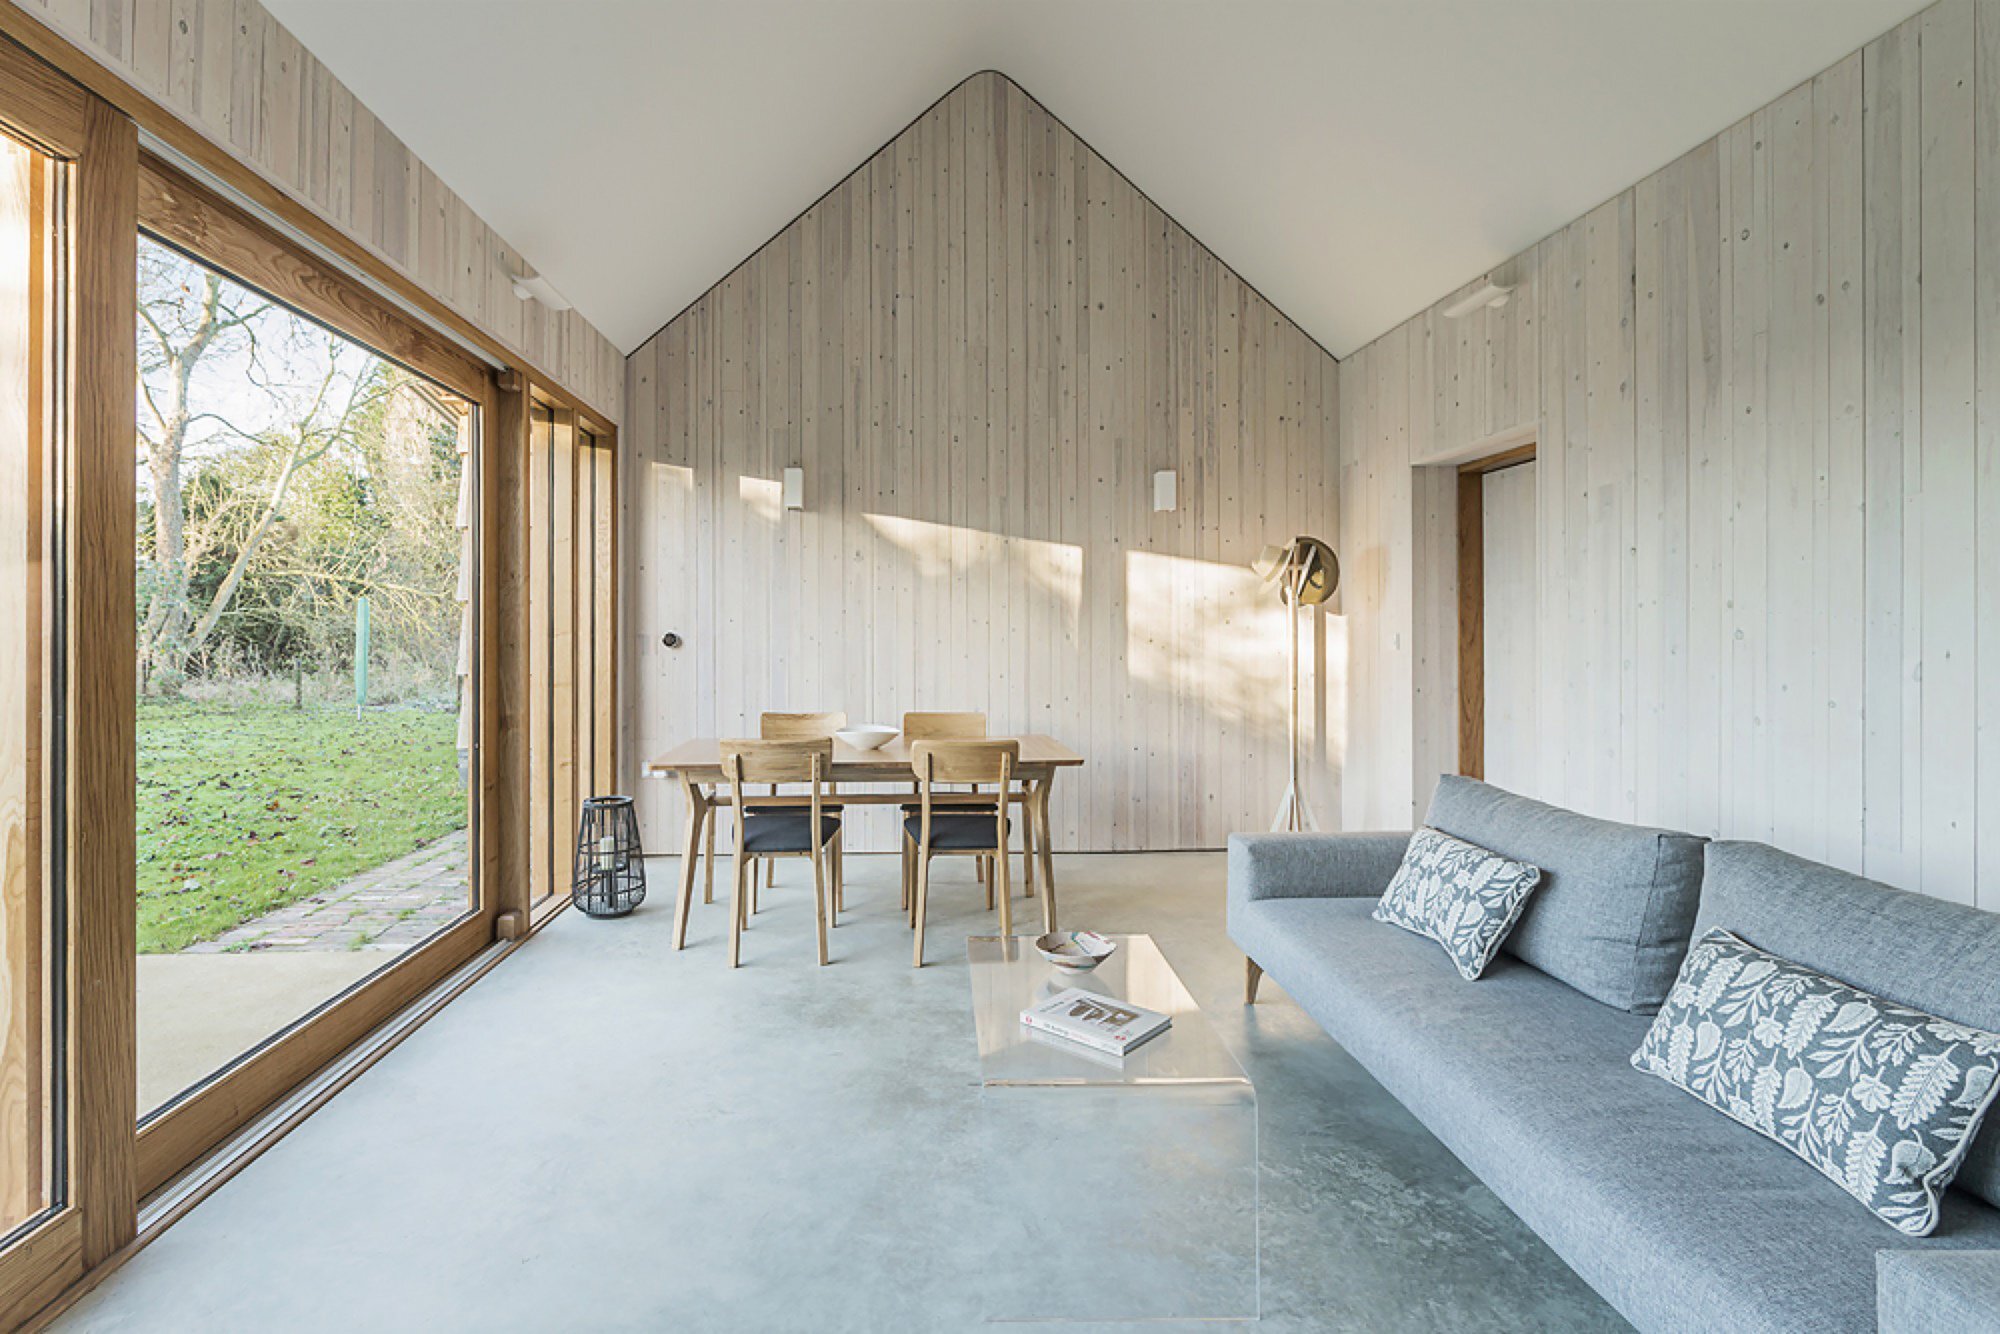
<box><xmin>1442</xmin><ymin>280</ymin><xmax>1513</xmax><ymax>319</ymax></box>
<box><xmin>1153</xmin><ymin>469</ymin><xmax>1178</xmax><ymax>512</ymax></box>
<box><xmin>782</xmin><ymin>467</ymin><xmax>805</xmax><ymax>511</ymax></box>
<box><xmin>510</xmin><ymin>266</ymin><xmax>573</xmax><ymax>312</ymax></box>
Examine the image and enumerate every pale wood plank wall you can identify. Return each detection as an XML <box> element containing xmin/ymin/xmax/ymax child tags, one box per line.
<box><xmin>10</xmin><ymin>0</ymin><xmax>623</xmax><ymax>422</ymax></box>
<box><xmin>623</xmin><ymin>72</ymin><xmax>1340</xmax><ymax>852</ymax></box>
<box><xmin>1339</xmin><ymin>0</ymin><xmax>2000</xmax><ymax>910</ymax></box>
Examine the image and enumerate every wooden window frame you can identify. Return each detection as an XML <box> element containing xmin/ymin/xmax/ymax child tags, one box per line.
<box><xmin>0</xmin><ymin>32</ymin><xmax>135</xmax><ymax>1323</ymax></box>
<box><xmin>1456</xmin><ymin>442</ymin><xmax>1536</xmax><ymax>781</ymax></box>
<box><xmin>0</xmin><ymin>14</ymin><xmax>620</xmax><ymax>1322</ymax></box>
<box><xmin>130</xmin><ymin>151</ymin><xmax>500</xmax><ymax>1198</ymax></box>
<box><xmin>512</xmin><ymin>390</ymin><xmax>618</xmax><ymax>935</ymax></box>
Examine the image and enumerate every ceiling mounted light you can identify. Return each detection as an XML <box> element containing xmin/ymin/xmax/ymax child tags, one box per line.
<box><xmin>510</xmin><ymin>267</ymin><xmax>573</xmax><ymax>312</ymax></box>
<box><xmin>1441</xmin><ymin>281</ymin><xmax>1514</xmax><ymax>320</ymax></box>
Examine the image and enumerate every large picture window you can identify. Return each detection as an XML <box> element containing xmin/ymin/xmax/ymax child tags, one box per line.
<box><xmin>0</xmin><ymin>30</ymin><xmax>616</xmax><ymax>1316</ymax></box>
<box><xmin>132</xmin><ymin>232</ymin><xmax>479</xmax><ymax>1118</ymax></box>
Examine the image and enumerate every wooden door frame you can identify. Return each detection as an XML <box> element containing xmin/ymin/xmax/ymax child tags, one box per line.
<box><xmin>1456</xmin><ymin>442</ymin><xmax>1536</xmax><ymax>781</ymax></box>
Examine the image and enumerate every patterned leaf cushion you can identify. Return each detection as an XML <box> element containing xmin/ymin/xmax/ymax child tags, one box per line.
<box><xmin>1371</xmin><ymin>826</ymin><xmax>1542</xmax><ymax>980</ymax></box>
<box><xmin>1632</xmin><ymin>929</ymin><xmax>2000</xmax><ymax>1236</ymax></box>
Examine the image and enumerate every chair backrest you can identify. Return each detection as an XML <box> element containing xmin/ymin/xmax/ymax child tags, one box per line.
<box><xmin>719</xmin><ymin>738</ymin><xmax>831</xmax><ymax>799</ymax></box>
<box><xmin>909</xmin><ymin>739</ymin><xmax>1016</xmax><ymax>790</ymax></box>
<box><xmin>760</xmin><ymin>711</ymin><xmax>847</xmax><ymax>741</ymax></box>
<box><xmin>902</xmin><ymin>711</ymin><xmax>986</xmax><ymax>741</ymax></box>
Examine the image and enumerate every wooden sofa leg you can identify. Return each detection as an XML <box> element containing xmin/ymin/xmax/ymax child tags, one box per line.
<box><xmin>1245</xmin><ymin>957</ymin><xmax>1263</xmax><ymax>1005</ymax></box>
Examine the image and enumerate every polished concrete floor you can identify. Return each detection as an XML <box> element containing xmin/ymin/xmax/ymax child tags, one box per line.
<box><xmin>62</xmin><ymin>853</ymin><xmax>1627</xmax><ymax>1332</ymax></box>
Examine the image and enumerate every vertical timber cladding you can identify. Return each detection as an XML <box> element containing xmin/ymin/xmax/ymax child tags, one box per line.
<box><xmin>623</xmin><ymin>71</ymin><xmax>1342</xmax><ymax>853</ymax></box>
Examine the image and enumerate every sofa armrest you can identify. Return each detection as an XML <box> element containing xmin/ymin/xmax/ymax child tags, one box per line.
<box><xmin>1877</xmin><ymin>1249</ymin><xmax>2000</xmax><ymax>1333</ymax></box>
<box><xmin>1227</xmin><ymin>832</ymin><xmax>1412</xmax><ymax>909</ymax></box>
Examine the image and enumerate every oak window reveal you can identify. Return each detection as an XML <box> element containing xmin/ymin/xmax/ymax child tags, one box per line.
<box><xmin>525</xmin><ymin>404</ymin><xmax>617</xmax><ymax>914</ymax></box>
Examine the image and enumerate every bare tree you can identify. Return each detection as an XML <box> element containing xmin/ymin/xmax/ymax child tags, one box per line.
<box><xmin>136</xmin><ymin>241</ymin><xmax>392</xmax><ymax>693</ymax></box>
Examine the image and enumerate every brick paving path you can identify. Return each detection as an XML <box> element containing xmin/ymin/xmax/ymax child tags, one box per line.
<box><xmin>181</xmin><ymin>830</ymin><xmax>471</xmax><ymax>954</ymax></box>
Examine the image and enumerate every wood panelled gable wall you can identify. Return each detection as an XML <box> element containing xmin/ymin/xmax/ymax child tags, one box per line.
<box><xmin>1339</xmin><ymin>0</ymin><xmax>2000</xmax><ymax>912</ymax></box>
<box><xmin>7</xmin><ymin>0</ymin><xmax>623</xmax><ymax>422</ymax></box>
<box><xmin>624</xmin><ymin>71</ymin><xmax>1340</xmax><ymax>852</ymax></box>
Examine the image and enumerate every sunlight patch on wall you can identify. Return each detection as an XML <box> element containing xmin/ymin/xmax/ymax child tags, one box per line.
<box><xmin>1124</xmin><ymin>549</ymin><xmax>1343</xmax><ymax>789</ymax></box>
<box><xmin>738</xmin><ymin>473</ymin><xmax>781</xmax><ymax>522</ymax></box>
<box><xmin>864</xmin><ymin>512</ymin><xmax>1084</xmax><ymax>631</ymax></box>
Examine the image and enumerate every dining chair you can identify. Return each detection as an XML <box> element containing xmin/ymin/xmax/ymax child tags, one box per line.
<box><xmin>900</xmin><ymin>712</ymin><xmax>996</xmax><ymax>903</ymax></box>
<box><xmin>905</xmin><ymin>739</ymin><xmax>1019</xmax><ymax>968</ymax></box>
<box><xmin>718</xmin><ymin>738</ymin><xmax>839</xmax><ymax>968</ymax></box>
<box><xmin>751</xmin><ymin>711</ymin><xmax>848</xmax><ymax>916</ymax></box>
<box><xmin>897</xmin><ymin>712</ymin><xmax>1034</xmax><ymax>908</ymax></box>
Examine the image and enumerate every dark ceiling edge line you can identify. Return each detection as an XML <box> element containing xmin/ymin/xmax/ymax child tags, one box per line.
<box><xmin>623</xmin><ymin>67</ymin><xmax>1341</xmax><ymax>368</ymax></box>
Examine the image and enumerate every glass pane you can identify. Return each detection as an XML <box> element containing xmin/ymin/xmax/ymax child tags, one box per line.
<box><xmin>134</xmin><ymin>234</ymin><xmax>476</xmax><ymax>1119</ymax></box>
<box><xmin>0</xmin><ymin>128</ymin><xmax>59</xmax><ymax>1234</ymax></box>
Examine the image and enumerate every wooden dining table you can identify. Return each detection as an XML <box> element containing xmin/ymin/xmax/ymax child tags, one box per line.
<box><xmin>644</xmin><ymin>735</ymin><xmax>1085</xmax><ymax>952</ymax></box>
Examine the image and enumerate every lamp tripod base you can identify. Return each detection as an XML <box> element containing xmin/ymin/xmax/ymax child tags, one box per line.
<box><xmin>1269</xmin><ymin>780</ymin><xmax>1317</xmax><ymax>833</ymax></box>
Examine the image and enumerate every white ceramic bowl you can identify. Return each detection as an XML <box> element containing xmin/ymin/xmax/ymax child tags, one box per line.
<box><xmin>1036</xmin><ymin>930</ymin><xmax>1117</xmax><ymax>971</ymax></box>
<box><xmin>835</xmin><ymin>725</ymin><xmax>897</xmax><ymax>751</ymax></box>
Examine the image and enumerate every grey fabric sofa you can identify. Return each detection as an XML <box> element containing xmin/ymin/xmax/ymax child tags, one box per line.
<box><xmin>1228</xmin><ymin>778</ymin><xmax>2000</xmax><ymax>1334</ymax></box>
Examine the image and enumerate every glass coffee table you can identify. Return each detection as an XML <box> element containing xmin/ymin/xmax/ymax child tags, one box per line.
<box><xmin>966</xmin><ymin>934</ymin><xmax>1258</xmax><ymax>1322</ymax></box>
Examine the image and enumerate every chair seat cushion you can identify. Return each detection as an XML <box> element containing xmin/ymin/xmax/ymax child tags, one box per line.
<box><xmin>905</xmin><ymin>813</ymin><xmax>1008</xmax><ymax>851</ymax></box>
<box><xmin>741</xmin><ymin>813</ymin><xmax>841</xmax><ymax>854</ymax></box>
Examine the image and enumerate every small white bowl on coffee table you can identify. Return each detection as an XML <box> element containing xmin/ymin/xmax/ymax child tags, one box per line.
<box><xmin>1035</xmin><ymin>930</ymin><xmax>1117</xmax><ymax>971</ymax></box>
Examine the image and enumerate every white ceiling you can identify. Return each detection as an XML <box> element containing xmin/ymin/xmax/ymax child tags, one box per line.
<box><xmin>264</xmin><ymin>0</ymin><xmax>1931</xmax><ymax>358</ymax></box>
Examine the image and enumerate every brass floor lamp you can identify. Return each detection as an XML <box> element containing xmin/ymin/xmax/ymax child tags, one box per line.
<box><xmin>1252</xmin><ymin>537</ymin><xmax>1337</xmax><ymax>832</ymax></box>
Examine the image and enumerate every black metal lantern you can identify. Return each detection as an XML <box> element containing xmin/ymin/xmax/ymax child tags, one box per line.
<box><xmin>572</xmin><ymin>796</ymin><xmax>646</xmax><ymax>918</ymax></box>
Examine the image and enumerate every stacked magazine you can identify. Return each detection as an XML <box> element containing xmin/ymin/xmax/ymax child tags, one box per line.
<box><xmin>1020</xmin><ymin>987</ymin><xmax>1171</xmax><ymax>1057</ymax></box>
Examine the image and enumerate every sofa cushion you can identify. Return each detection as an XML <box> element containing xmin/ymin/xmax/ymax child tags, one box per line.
<box><xmin>1229</xmin><ymin>895</ymin><xmax>2000</xmax><ymax>1334</ymax></box>
<box><xmin>1876</xmin><ymin>1250</ymin><xmax>2000</xmax><ymax>1333</ymax></box>
<box><xmin>1632</xmin><ymin>929</ymin><xmax>2000</xmax><ymax>1236</ymax></box>
<box><xmin>1423</xmin><ymin>776</ymin><xmax>1706</xmax><ymax>1013</ymax></box>
<box><xmin>1372</xmin><ymin>826</ymin><xmax>1542</xmax><ymax>980</ymax></box>
<box><xmin>1697</xmin><ymin>841</ymin><xmax>2000</xmax><ymax>1214</ymax></box>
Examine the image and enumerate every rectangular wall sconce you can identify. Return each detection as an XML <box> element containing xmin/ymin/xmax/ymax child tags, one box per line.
<box><xmin>782</xmin><ymin>466</ymin><xmax>804</xmax><ymax>510</ymax></box>
<box><xmin>1153</xmin><ymin>469</ymin><xmax>1178</xmax><ymax>512</ymax></box>
<box><xmin>1442</xmin><ymin>280</ymin><xmax>1514</xmax><ymax>319</ymax></box>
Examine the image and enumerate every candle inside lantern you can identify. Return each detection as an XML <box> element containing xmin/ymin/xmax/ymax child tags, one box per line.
<box><xmin>596</xmin><ymin>833</ymin><xmax>616</xmax><ymax>875</ymax></box>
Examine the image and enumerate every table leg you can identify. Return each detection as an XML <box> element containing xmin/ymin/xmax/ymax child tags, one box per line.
<box><xmin>702</xmin><ymin>813</ymin><xmax>716</xmax><ymax>904</ymax></box>
<box><xmin>1033</xmin><ymin>777</ymin><xmax>1057</xmax><ymax>933</ymax></box>
<box><xmin>1019</xmin><ymin>789</ymin><xmax>1038</xmax><ymax>902</ymax></box>
<box><xmin>673</xmin><ymin>777</ymin><xmax>709</xmax><ymax>951</ymax></box>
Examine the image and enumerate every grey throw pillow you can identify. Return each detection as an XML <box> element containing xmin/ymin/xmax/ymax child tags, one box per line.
<box><xmin>1372</xmin><ymin>826</ymin><xmax>1542</xmax><ymax>980</ymax></box>
<box><xmin>1632</xmin><ymin>929</ymin><xmax>2000</xmax><ymax>1237</ymax></box>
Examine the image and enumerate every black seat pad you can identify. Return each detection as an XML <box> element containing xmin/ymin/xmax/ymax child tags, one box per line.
<box><xmin>904</xmin><ymin>813</ymin><xmax>1009</xmax><ymax>851</ymax></box>
<box><xmin>741</xmin><ymin>813</ymin><xmax>841</xmax><ymax>854</ymax></box>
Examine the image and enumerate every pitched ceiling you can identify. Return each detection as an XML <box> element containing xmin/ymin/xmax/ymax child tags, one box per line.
<box><xmin>263</xmin><ymin>0</ymin><xmax>1929</xmax><ymax>358</ymax></box>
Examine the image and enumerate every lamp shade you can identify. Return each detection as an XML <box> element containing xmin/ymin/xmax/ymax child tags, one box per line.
<box><xmin>1252</xmin><ymin>537</ymin><xmax>1338</xmax><ymax>606</ymax></box>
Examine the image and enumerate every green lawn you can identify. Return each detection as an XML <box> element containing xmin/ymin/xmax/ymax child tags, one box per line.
<box><xmin>137</xmin><ymin>700</ymin><xmax>467</xmax><ymax>954</ymax></box>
